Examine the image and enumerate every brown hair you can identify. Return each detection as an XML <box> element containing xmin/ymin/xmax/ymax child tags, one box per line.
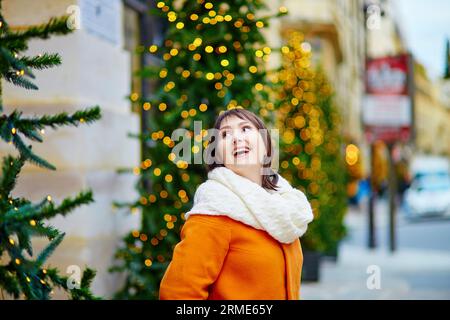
<box><xmin>205</xmin><ymin>108</ymin><xmax>279</xmax><ymax>191</ymax></box>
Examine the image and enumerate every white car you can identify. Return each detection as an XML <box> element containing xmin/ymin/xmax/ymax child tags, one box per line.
<box><xmin>403</xmin><ymin>173</ymin><xmax>450</xmax><ymax>218</ymax></box>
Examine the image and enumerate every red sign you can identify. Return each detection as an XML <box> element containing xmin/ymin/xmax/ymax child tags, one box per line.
<box><xmin>363</xmin><ymin>54</ymin><xmax>413</xmax><ymax>144</ymax></box>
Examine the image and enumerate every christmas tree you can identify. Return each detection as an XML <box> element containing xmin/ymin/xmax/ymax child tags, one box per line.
<box><xmin>0</xmin><ymin>2</ymin><xmax>100</xmax><ymax>299</ymax></box>
<box><xmin>275</xmin><ymin>31</ymin><xmax>348</xmax><ymax>255</ymax></box>
<box><xmin>111</xmin><ymin>0</ymin><xmax>287</xmax><ymax>299</ymax></box>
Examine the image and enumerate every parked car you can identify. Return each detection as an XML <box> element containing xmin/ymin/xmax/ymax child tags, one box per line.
<box><xmin>403</xmin><ymin>156</ymin><xmax>450</xmax><ymax>219</ymax></box>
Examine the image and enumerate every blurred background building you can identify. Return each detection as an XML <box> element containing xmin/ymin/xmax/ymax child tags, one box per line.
<box><xmin>1</xmin><ymin>0</ymin><xmax>449</xmax><ymax>298</ymax></box>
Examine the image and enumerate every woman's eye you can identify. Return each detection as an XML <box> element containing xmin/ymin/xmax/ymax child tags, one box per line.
<box><xmin>242</xmin><ymin>125</ymin><xmax>251</xmax><ymax>132</ymax></box>
<box><xmin>221</xmin><ymin>131</ymin><xmax>229</xmax><ymax>138</ymax></box>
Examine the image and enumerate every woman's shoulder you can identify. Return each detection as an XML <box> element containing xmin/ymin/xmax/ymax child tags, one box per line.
<box><xmin>184</xmin><ymin>214</ymin><xmax>235</xmax><ymax>229</ymax></box>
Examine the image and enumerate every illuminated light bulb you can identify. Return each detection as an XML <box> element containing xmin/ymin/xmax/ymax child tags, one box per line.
<box><xmin>156</xmin><ymin>2</ymin><xmax>165</xmax><ymax>8</ymax></box>
<box><xmin>170</xmin><ymin>48</ymin><xmax>179</xmax><ymax>56</ymax></box>
<box><xmin>159</xmin><ymin>69</ymin><xmax>167</xmax><ymax>78</ymax></box>
<box><xmin>255</xmin><ymin>50</ymin><xmax>263</xmax><ymax>57</ymax></box>
<box><xmin>143</xmin><ymin>102</ymin><xmax>151</xmax><ymax>110</ymax></box>
<box><xmin>145</xmin><ymin>259</ymin><xmax>152</xmax><ymax>267</ymax></box>
<box><xmin>263</xmin><ymin>47</ymin><xmax>271</xmax><ymax>54</ymax></box>
<box><xmin>256</xmin><ymin>21</ymin><xmax>264</xmax><ymax>28</ymax></box>
<box><xmin>249</xmin><ymin>66</ymin><xmax>258</xmax><ymax>73</ymax></box>
<box><xmin>176</xmin><ymin>22</ymin><xmax>184</xmax><ymax>29</ymax></box>
<box><xmin>149</xmin><ymin>45</ymin><xmax>158</xmax><ymax>53</ymax></box>
<box><xmin>11</xmin><ymin>128</ymin><xmax>16</xmax><ymax>134</ymax></box>
<box><xmin>130</xmin><ymin>92</ymin><xmax>139</xmax><ymax>101</ymax></box>
<box><xmin>140</xmin><ymin>234</ymin><xmax>148</xmax><ymax>241</ymax></box>
<box><xmin>208</xmin><ymin>10</ymin><xmax>216</xmax><ymax>17</ymax></box>
<box><xmin>15</xmin><ymin>258</ymin><xmax>21</xmax><ymax>265</ymax></box>
<box><xmin>255</xmin><ymin>83</ymin><xmax>263</xmax><ymax>91</ymax></box>
<box><xmin>29</xmin><ymin>220</ymin><xmax>36</xmax><ymax>227</ymax></box>
<box><xmin>47</xmin><ymin>195</ymin><xmax>52</xmax><ymax>202</ymax></box>
<box><xmin>189</xmin><ymin>108</ymin><xmax>197</xmax><ymax>116</ymax></box>
<box><xmin>192</xmin><ymin>145</ymin><xmax>200</xmax><ymax>154</ymax></box>
<box><xmin>9</xmin><ymin>238</ymin><xmax>15</xmax><ymax>245</ymax></box>
<box><xmin>182</xmin><ymin>70</ymin><xmax>190</xmax><ymax>78</ymax></box>
<box><xmin>199</xmin><ymin>103</ymin><xmax>208</xmax><ymax>112</ymax></box>
<box><xmin>190</xmin><ymin>14</ymin><xmax>199</xmax><ymax>21</ymax></box>
<box><xmin>181</xmin><ymin>110</ymin><xmax>189</xmax><ymax>118</ymax></box>
<box><xmin>301</xmin><ymin>42</ymin><xmax>312</xmax><ymax>53</ymax></box>
<box><xmin>153</xmin><ymin>168</ymin><xmax>161</xmax><ymax>176</ymax></box>
<box><xmin>165</xmin><ymin>174</ymin><xmax>173</xmax><ymax>182</ymax></box>
<box><xmin>281</xmin><ymin>46</ymin><xmax>290</xmax><ymax>54</ymax></box>
<box><xmin>205</xmin><ymin>45</ymin><xmax>214</xmax><ymax>53</ymax></box>
<box><xmin>224</xmin><ymin>15</ymin><xmax>232</xmax><ymax>21</ymax></box>
<box><xmin>279</xmin><ymin>6</ymin><xmax>288</xmax><ymax>13</ymax></box>
<box><xmin>193</xmin><ymin>53</ymin><xmax>201</xmax><ymax>61</ymax></box>
<box><xmin>132</xmin><ymin>230</ymin><xmax>140</xmax><ymax>238</ymax></box>
<box><xmin>159</xmin><ymin>103</ymin><xmax>167</xmax><ymax>111</ymax></box>
<box><xmin>202</xmin><ymin>17</ymin><xmax>211</xmax><ymax>24</ymax></box>
<box><xmin>193</xmin><ymin>37</ymin><xmax>202</xmax><ymax>46</ymax></box>
<box><xmin>206</xmin><ymin>72</ymin><xmax>215</xmax><ymax>80</ymax></box>
<box><xmin>218</xmin><ymin>46</ymin><xmax>227</xmax><ymax>53</ymax></box>
<box><xmin>205</xmin><ymin>2</ymin><xmax>213</xmax><ymax>9</ymax></box>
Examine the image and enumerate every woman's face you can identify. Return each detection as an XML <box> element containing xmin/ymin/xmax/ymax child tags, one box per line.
<box><xmin>216</xmin><ymin>115</ymin><xmax>267</xmax><ymax>177</ymax></box>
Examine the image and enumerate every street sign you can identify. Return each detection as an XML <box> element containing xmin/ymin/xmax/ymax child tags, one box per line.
<box><xmin>363</xmin><ymin>54</ymin><xmax>413</xmax><ymax>144</ymax></box>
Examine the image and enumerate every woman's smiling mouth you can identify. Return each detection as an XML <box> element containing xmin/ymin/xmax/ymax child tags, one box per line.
<box><xmin>233</xmin><ymin>147</ymin><xmax>250</xmax><ymax>158</ymax></box>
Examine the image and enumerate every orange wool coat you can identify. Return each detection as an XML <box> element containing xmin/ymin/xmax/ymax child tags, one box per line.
<box><xmin>159</xmin><ymin>214</ymin><xmax>303</xmax><ymax>300</ymax></box>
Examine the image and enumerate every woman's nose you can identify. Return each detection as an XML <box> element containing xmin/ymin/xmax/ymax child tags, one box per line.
<box><xmin>232</xmin><ymin>131</ymin><xmax>245</xmax><ymax>144</ymax></box>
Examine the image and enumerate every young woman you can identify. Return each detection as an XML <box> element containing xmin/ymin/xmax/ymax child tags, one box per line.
<box><xmin>159</xmin><ymin>108</ymin><xmax>314</xmax><ymax>300</ymax></box>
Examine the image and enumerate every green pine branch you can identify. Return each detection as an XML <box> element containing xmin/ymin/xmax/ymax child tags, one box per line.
<box><xmin>2</xmin><ymin>16</ymin><xmax>72</xmax><ymax>43</ymax></box>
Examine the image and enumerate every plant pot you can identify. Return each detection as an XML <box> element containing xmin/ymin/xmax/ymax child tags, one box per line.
<box><xmin>301</xmin><ymin>250</ymin><xmax>321</xmax><ymax>282</ymax></box>
<box><xmin>322</xmin><ymin>244</ymin><xmax>339</xmax><ymax>263</ymax></box>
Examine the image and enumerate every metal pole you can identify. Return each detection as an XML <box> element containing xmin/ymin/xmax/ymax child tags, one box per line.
<box><xmin>364</xmin><ymin>1</ymin><xmax>377</xmax><ymax>249</ymax></box>
<box><xmin>387</xmin><ymin>143</ymin><xmax>397</xmax><ymax>252</ymax></box>
<box><xmin>368</xmin><ymin>142</ymin><xmax>376</xmax><ymax>248</ymax></box>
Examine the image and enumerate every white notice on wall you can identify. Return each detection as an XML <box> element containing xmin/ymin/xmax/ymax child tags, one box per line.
<box><xmin>79</xmin><ymin>0</ymin><xmax>121</xmax><ymax>45</ymax></box>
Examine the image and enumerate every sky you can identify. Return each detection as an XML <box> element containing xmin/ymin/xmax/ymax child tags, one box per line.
<box><xmin>394</xmin><ymin>0</ymin><xmax>450</xmax><ymax>80</ymax></box>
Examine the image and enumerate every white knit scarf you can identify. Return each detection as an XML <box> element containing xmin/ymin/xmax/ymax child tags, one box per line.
<box><xmin>185</xmin><ymin>166</ymin><xmax>314</xmax><ymax>244</ymax></box>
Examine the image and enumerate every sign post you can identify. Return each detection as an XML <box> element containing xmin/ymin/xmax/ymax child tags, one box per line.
<box><xmin>363</xmin><ymin>54</ymin><xmax>413</xmax><ymax>253</ymax></box>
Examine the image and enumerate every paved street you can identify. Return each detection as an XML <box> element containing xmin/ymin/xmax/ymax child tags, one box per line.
<box><xmin>301</xmin><ymin>197</ymin><xmax>450</xmax><ymax>299</ymax></box>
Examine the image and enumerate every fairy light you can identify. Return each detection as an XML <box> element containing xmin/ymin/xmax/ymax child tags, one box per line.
<box><xmin>47</xmin><ymin>195</ymin><xmax>52</xmax><ymax>202</ymax></box>
<box><xmin>158</xmin><ymin>103</ymin><xmax>167</xmax><ymax>111</ymax></box>
<box><xmin>29</xmin><ymin>220</ymin><xmax>36</xmax><ymax>227</ymax></box>
<box><xmin>279</xmin><ymin>6</ymin><xmax>288</xmax><ymax>14</ymax></box>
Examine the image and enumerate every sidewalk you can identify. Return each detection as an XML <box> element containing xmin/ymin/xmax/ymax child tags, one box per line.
<box><xmin>300</xmin><ymin>200</ymin><xmax>450</xmax><ymax>299</ymax></box>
